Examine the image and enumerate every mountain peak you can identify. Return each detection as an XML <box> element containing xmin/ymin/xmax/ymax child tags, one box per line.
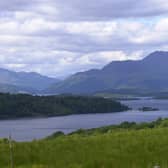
<box><xmin>0</xmin><ymin>67</ymin><xmax>59</xmax><ymax>92</ymax></box>
<box><xmin>46</xmin><ymin>50</ymin><xmax>168</xmax><ymax>94</ymax></box>
<box><xmin>143</xmin><ymin>51</ymin><xmax>168</xmax><ymax>62</ymax></box>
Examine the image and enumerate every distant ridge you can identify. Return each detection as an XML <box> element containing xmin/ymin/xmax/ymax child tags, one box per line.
<box><xmin>0</xmin><ymin>68</ymin><xmax>60</xmax><ymax>93</ymax></box>
<box><xmin>46</xmin><ymin>51</ymin><xmax>168</xmax><ymax>94</ymax></box>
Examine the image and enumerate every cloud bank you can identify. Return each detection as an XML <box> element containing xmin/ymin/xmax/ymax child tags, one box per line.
<box><xmin>0</xmin><ymin>0</ymin><xmax>168</xmax><ymax>77</ymax></box>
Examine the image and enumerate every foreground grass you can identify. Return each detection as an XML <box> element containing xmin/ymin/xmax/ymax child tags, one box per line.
<box><xmin>1</xmin><ymin>126</ymin><xmax>168</xmax><ymax>168</ymax></box>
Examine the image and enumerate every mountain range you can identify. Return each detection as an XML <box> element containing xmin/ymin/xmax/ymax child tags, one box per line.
<box><xmin>46</xmin><ymin>51</ymin><xmax>168</xmax><ymax>95</ymax></box>
<box><xmin>0</xmin><ymin>69</ymin><xmax>59</xmax><ymax>93</ymax></box>
<box><xmin>1</xmin><ymin>51</ymin><xmax>168</xmax><ymax>95</ymax></box>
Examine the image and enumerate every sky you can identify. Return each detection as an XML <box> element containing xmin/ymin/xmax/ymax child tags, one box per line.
<box><xmin>0</xmin><ymin>0</ymin><xmax>168</xmax><ymax>78</ymax></box>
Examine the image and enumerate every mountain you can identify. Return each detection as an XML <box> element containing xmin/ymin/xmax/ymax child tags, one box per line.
<box><xmin>0</xmin><ymin>68</ymin><xmax>59</xmax><ymax>93</ymax></box>
<box><xmin>46</xmin><ymin>51</ymin><xmax>168</xmax><ymax>94</ymax></box>
<box><xmin>0</xmin><ymin>83</ymin><xmax>36</xmax><ymax>94</ymax></box>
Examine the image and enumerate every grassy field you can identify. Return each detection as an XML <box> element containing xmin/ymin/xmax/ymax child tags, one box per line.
<box><xmin>1</xmin><ymin>120</ymin><xmax>168</xmax><ymax>168</ymax></box>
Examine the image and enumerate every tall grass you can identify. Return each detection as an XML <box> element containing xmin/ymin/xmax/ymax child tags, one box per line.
<box><xmin>0</xmin><ymin>127</ymin><xmax>168</xmax><ymax>168</ymax></box>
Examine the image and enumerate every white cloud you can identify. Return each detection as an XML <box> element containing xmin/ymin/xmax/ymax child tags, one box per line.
<box><xmin>0</xmin><ymin>49</ymin><xmax>145</xmax><ymax>77</ymax></box>
<box><xmin>130</xmin><ymin>18</ymin><xmax>168</xmax><ymax>44</ymax></box>
<box><xmin>0</xmin><ymin>1</ymin><xmax>167</xmax><ymax>77</ymax></box>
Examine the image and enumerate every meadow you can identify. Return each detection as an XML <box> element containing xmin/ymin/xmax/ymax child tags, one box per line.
<box><xmin>1</xmin><ymin>119</ymin><xmax>168</xmax><ymax>168</ymax></box>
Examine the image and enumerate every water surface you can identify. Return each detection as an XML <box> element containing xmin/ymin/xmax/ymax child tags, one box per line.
<box><xmin>0</xmin><ymin>99</ymin><xmax>168</xmax><ymax>141</ymax></box>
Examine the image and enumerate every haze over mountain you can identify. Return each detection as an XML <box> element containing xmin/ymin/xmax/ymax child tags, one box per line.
<box><xmin>0</xmin><ymin>68</ymin><xmax>59</xmax><ymax>93</ymax></box>
<box><xmin>46</xmin><ymin>51</ymin><xmax>168</xmax><ymax>94</ymax></box>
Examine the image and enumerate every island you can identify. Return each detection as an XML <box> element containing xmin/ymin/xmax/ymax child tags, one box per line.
<box><xmin>138</xmin><ymin>107</ymin><xmax>159</xmax><ymax>112</ymax></box>
<box><xmin>0</xmin><ymin>93</ymin><xmax>129</xmax><ymax>119</ymax></box>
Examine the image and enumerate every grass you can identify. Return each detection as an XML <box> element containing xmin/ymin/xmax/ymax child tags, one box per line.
<box><xmin>1</xmin><ymin>126</ymin><xmax>168</xmax><ymax>168</ymax></box>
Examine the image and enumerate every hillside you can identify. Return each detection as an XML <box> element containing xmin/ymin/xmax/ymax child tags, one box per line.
<box><xmin>0</xmin><ymin>83</ymin><xmax>36</xmax><ymax>94</ymax></box>
<box><xmin>46</xmin><ymin>51</ymin><xmax>168</xmax><ymax>94</ymax></box>
<box><xmin>0</xmin><ymin>68</ymin><xmax>59</xmax><ymax>93</ymax></box>
<box><xmin>1</xmin><ymin>118</ymin><xmax>168</xmax><ymax>168</ymax></box>
<box><xmin>0</xmin><ymin>93</ymin><xmax>129</xmax><ymax>119</ymax></box>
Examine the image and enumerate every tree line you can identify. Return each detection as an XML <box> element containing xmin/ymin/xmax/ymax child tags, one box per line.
<box><xmin>0</xmin><ymin>93</ymin><xmax>129</xmax><ymax>119</ymax></box>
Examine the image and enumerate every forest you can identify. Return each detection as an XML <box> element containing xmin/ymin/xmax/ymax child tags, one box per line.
<box><xmin>0</xmin><ymin>93</ymin><xmax>129</xmax><ymax>119</ymax></box>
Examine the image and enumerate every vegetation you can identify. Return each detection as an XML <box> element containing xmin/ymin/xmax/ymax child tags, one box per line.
<box><xmin>48</xmin><ymin>117</ymin><xmax>165</xmax><ymax>137</ymax></box>
<box><xmin>0</xmin><ymin>93</ymin><xmax>129</xmax><ymax>119</ymax></box>
<box><xmin>138</xmin><ymin>107</ymin><xmax>159</xmax><ymax>111</ymax></box>
<box><xmin>94</xmin><ymin>92</ymin><xmax>141</xmax><ymax>100</ymax></box>
<box><xmin>1</xmin><ymin>118</ymin><xmax>168</xmax><ymax>167</ymax></box>
<box><xmin>155</xmin><ymin>95</ymin><xmax>168</xmax><ymax>99</ymax></box>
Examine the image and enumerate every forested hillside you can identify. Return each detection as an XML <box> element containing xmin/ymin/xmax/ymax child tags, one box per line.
<box><xmin>0</xmin><ymin>93</ymin><xmax>129</xmax><ymax>119</ymax></box>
